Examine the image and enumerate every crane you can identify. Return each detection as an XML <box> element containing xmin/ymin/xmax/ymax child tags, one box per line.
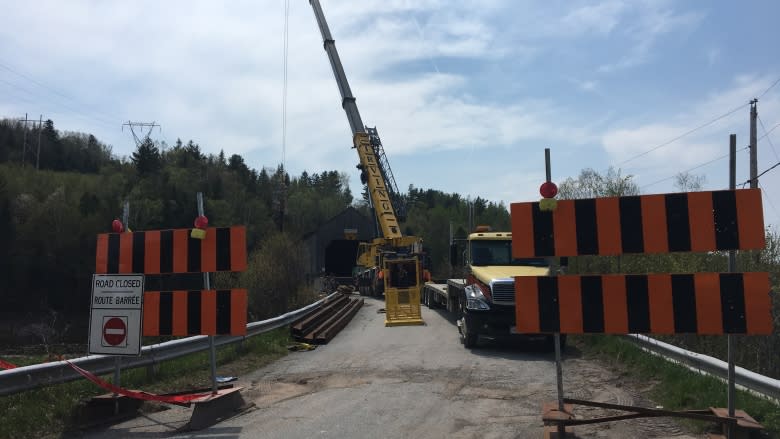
<box><xmin>308</xmin><ymin>0</ymin><xmax>425</xmax><ymax>326</ymax></box>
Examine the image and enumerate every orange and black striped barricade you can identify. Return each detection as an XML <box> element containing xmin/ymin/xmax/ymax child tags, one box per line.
<box><xmin>511</xmin><ymin>189</ymin><xmax>764</xmax><ymax>258</ymax></box>
<box><xmin>95</xmin><ymin>226</ymin><xmax>247</xmax><ymax>274</ymax></box>
<box><xmin>511</xmin><ymin>187</ymin><xmax>771</xmax><ymax>434</ymax></box>
<box><xmin>142</xmin><ymin>289</ymin><xmax>248</xmax><ymax>336</ymax></box>
<box><xmin>515</xmin><ymin>273</ymin><xmax>772</xmax><ymax>335</ymax></box>
<box><xmin>95</xmin><ymin>226</ymin><xmax>248</xmax><ymax>338</ymax></box>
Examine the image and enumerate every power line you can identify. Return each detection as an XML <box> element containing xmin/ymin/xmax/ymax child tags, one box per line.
<box><xmin>757</xmin><ymin>75</ymin><xmax>780</xmax><ymax>99</ymax></box>
<box><xmin>758</xmin><ymin>115</ymin><xmax>780</xmax><ymax>161</ymax></box>
<box><xmin>742</xmin><ymin>160</ymin><xmax>780</xmax><ymax>186</ymax></box>
<box><xmin>758</xmin><ymin>182</ymin><xmax>780</xmax><ymax>224</ymax></box>
<box><xmin>617</xmin><ymin>102</ymin><xmax>750</xmax><ymax>167</ymax></box>
<box><xmin>758</xmin><ymin>120</ymin><xmax>779</xmax><ymax>141</ymax></box>
<box><xmin>641</xmin><ymin>146</ymin><xmax>749</xmax><ymax>189</ymax></box>
<box><xmin>281</xmin><ymin>0</ymin><xmax>290</xmax><ymax>169</ymax></box>
<box><xmin>0</xmin><ymin>60</ymin><xmax>119</xmax><ymax>128</ymax></box>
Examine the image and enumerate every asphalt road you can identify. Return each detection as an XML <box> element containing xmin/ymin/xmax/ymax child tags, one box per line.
<box><xmin>82</xmin><ymin>296</ymin><xmax>703</xmax><ymax>438</ymax></box>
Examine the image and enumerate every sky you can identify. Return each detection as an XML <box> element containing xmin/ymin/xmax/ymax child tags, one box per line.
<box><xmin>1</xmin><ymin>0</ymin><xmax>779</xmax><ymax>230</ymax></box>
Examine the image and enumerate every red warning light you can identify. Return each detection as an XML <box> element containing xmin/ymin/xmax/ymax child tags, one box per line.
<box><xmin>540</xmin><ymin>181</ymin><xmax>558</xmax><ymax>199</ymax></box>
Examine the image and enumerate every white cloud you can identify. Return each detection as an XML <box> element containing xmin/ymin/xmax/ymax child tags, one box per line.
<box><xmin>598</xmin><ymin>3</ymin><xmax>704</xmax><ymax>73</ymax></box>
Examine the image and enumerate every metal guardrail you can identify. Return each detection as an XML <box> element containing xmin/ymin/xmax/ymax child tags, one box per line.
<box><xmin>0</xmin><ymin>292</ymin><xmax>339</xmax><ymax>397</ymax></box>
<box><xmin>628</xmin><ymin>334</ymin><xmax>780</xmax><ymax>402</ymax></box>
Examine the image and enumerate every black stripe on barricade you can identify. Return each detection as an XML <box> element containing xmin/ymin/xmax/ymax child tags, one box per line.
<box><xmin>160</xmin><ymin>230</ymin><xmax>174</xmax><ymax>274</ymax></box>
<box><xmin>713</xmin><ymin>191</ymin><xmax>740</xmax><ymax>250</ymax></box>
<box><xmin>720</xmin><ymin>273</ymin><xmax>747</xmax><ymax>333</ymax></box>
<box><xmin>187</xmin><ymin>235</ymin><xmax>201</xmax><ymax>273</ymax></box>
<box><xmin>216</xmin><ymin>290</ymin><xmax>232</xmax><ymax>335</ymax></box>
<box><xmin>132</xmin><ymin>232</ymin><xmax>145</xmax><ymax>273</ymax></box>
<box><xmin>619</xmin><ymin>196</ymin><xmax>644</xmax><ymax>254</ymax></box>
<box><xmin>581</xmin><ymin>276</ymin><xmax>605</xmax><ymax>333</ymax></box>
<box><xmin>671</xmin><ymin>274</ymin><xmax>697</xmax><ymax>333</ymax></box>
<box><xmin>187</xmin><ymin>290</ymin><xmax>201</xmax><ymax>335</ymax></box>
<box><xmin>626</xmin><ymin>275</ymin><xmax>651</xmax><ymax>333</ymax></box>
<box><xmin>107</xmin><ymin>233</ymin><xmax>120</xmax><ymax>274</ymax></box>
<box><xmin>537</xmin><ymin>277</ymin><xmax>560</xmax><ymax>333</ymax></box>
<box><xmin>532</xmin><ymin>203</ymin><xmax>555</xmax><ymax>257</ymax></box>
<box><xmin>216</xmin><ymin>228</ymin><xmax>231</xmax><ymax>271</ymax></box>
<box><xmin>575</xmin><ymin>199</ymin><xmax>599</xmax><ymax>255</ymax></box>
<box><xmin>665</xmin><ymin>193</ymin><xmax>691</xmax><ymax>252</ymax></box>
<box><xmin>159</xmin><ymin>291</ymin><xmax>173</xmax><ymax>336</ymax></box>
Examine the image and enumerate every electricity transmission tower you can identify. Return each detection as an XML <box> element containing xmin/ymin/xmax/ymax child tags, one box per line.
<box><xmin>122</xmin><ymin>121</ymin><xmax>160</xmax><ymax>146</ymax></box>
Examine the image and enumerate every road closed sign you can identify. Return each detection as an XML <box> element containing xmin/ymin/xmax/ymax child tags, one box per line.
<box><xmin>89</xmin><ymin>274</ymin><xmax>144</xmax><ymax>355</ymax></box>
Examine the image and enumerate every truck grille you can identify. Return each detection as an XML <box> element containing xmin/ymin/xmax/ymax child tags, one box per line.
<box><xmin>491</xmin><ymin>282</ymin><xmax>515</xmax><ymax>304</ymax></box>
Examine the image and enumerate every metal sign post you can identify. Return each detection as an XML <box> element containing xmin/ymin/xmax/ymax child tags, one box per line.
<box><xmin>545</xmin><ymin>148</ymin><xmax>566</xmax><ymax>438</ymax></box>
<box><xmin>727</xmin><ymin>134</ymin><xmax>737</xmax><ymax>439</ymax></box>
<box><xmin>197</xmin><ymin>192</ymin><xmax>219</xmax><ymax>394</ymax></box>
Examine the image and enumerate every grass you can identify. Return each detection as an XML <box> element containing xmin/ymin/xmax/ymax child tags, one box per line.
<box><xmin>575</xmin><ymin>335</ymin><xmax>780</xmax><ymax>437</ymax></box>
<box><xmin>0</xmin><ymin>328</ymin><xmax>290</xmax><ymax>439</ymax></box>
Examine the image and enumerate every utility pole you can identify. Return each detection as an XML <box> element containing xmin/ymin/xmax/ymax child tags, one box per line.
<box><xmin>19</xmin><ymin>113</ymin><xmax>39</xmax><ymax>167</ymax></box>
<box><xmin>749</xmin><ymin>99</ymin><xmax>758</xmax><ymax>188</ymax></box>
<box><xmin>36</xmin><ymin>115</ymin><xmax>42</xmax><ymax>170</ymax></box>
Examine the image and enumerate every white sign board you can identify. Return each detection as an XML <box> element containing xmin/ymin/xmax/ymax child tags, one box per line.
<box><xmin>88</xmin><ymin>274</ymin><xmax>144</xmax><ymax>356</ymax></box>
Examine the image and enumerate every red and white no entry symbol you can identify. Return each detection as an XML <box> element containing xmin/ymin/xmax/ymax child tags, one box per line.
<box><xmin>103</xmin><ymin>317</ymin><xmax>127</xmax><ymax>346</ymax></box>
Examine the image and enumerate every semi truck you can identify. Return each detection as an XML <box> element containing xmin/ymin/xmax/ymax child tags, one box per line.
<box><xmin>423</xmin><ymin>226</ymin><xmax>561</xmax><ymax>348</ymax></box>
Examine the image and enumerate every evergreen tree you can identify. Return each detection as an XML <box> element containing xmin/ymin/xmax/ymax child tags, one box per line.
<box><xmin>131</xmin><ymin>136</ymin><xmax>161</xmax><ymax>176</ymax></box>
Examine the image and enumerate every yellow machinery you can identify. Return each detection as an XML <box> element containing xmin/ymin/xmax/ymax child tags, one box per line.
<box><xmin>309</xmin><ymin>0</ymin><xmax>423</xmax><ymax>326</ymax></box>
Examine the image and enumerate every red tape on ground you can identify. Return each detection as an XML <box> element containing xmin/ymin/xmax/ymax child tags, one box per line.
<box><xmin>0</xmin><ymin>359</ymin><xmax>18</xmax><ymax>369</ymax></box>
<box><xmin>64</xmin><ymin>360</ymin><xmax>211</xmax><ymax>405</ymax></box>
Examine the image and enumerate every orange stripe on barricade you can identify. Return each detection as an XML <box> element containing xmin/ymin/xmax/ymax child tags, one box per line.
<box><xmin>557</xmin><ymin>276</ymin><xmax>582</xmax><ymax>333</ymax></box>
<box><xmin>553</xmin><ymin>200</ymin><xmax>578</xmax><ymax>257</ymax></box>
<box><xmin>119</xmin><ymin>232</ymin><xmax>133</xmax><ymax>273</ymax></box>
<box><xmin>693</xmin><ymin>273</ymin><xmax>722</xmax><ymax>334</ymax></box>
<box><xmin>743</xmin><ymin>272</ymin><xmax>772</xmax><ymax>335</ymax></box>
<box><xmin>201</xmin><ymin>229</ymin><xmax>217</xmax><ymax>273</ymax></box>
<box><xmin>143</xmin><ymin>291</ymin><xmax>160</xmax><ymax>336</ymax></box>
<box><xmin>687</xmin><ymin>191</ymin><xmax>717</xmax><ymax>253</ymax></box>
<box><xmin>602</xmin><ymin>275</ymin><xmax>629</xmax><ymax>333</ymax></box>
<box><xmin>736</xmin><ymin>189</ymin><xmax>765</xmax><ymax>251</ymax></box>
<box><xmin>64</xmin><ymin>360</ymin><xmax>209</xmax><ymax>405</ymax></box>
<box><xmin>201</xmin><ymin>290</ymin><xmax>217</xmax><ymax>335</ymax></box>
<box><xmin>596</xmin><ymin>197</ymin><xmax>621</xmax><ymax>255</ymax></box>
<box><xmin>231</xmin><ymin>227</ymin><xmax>247</xmax><ymax>272</ymax></box>
<box><xmin>515</xmin><ymin>277</ymin><xmax>540</xmax><ymax>334</ymax></box>
<box><xmin>144</xmin><ymin>230</ymin><xmax>161</xmax><ymax>274</ymax></box>
<box><xmin>511</xmin><ymin>203</ymin><xmax>536</xmax><ymax>262</ymax></box>
<box><xmin>172</xmin><ymin>230</ymin><xmax>189</xmax><ymax>274</ymax></box>
<box><xmin>95</xmin><ymin>233</ymin><xmax>109</xmax><ymax>274</ymax></box>
<box><xmin>641</xmin><ymin>195</ymin><xmax>669</xmax><ymax>254</ymax></box>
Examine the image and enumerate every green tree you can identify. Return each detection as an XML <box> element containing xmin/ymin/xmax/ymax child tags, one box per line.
<box><xmin>131</xmin><ymin>136</ymin><xmax>161</xmax><ymax>176</ymax></box>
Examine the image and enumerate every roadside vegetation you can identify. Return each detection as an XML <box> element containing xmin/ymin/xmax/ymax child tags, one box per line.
<box><xmin>0</xmin><ymin>328</ymin><xmax>290</xmax><ymax>439</ymax></box>
<box><xmin>577</xmin><ymin>335</ymin><xmax>780</xmax><ymax>437</ymax></box>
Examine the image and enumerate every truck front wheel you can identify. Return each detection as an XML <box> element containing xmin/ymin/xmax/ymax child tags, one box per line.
<box><xmin>458</xmin><ymin>298</ymin><xmax>478</xmax><ymax>348</ymax></box>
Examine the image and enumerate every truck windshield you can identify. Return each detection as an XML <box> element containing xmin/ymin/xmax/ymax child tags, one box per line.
<box><xmin>470</xmin><ymin>240</ymin><xmax>547</xmax><ymax>266</ymax></box>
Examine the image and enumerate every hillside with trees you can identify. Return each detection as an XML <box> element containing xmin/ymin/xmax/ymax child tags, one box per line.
<box><xmin>0</xmin><ymin>119</ymin><xmax>509</xmax><ymax>343</ymax></box>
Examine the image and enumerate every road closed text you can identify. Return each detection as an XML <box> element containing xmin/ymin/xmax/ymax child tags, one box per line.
<box><xmin>94</xmin><ymin>278</ymin><xmax>142</xmax><ymax>289</ymax></box>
